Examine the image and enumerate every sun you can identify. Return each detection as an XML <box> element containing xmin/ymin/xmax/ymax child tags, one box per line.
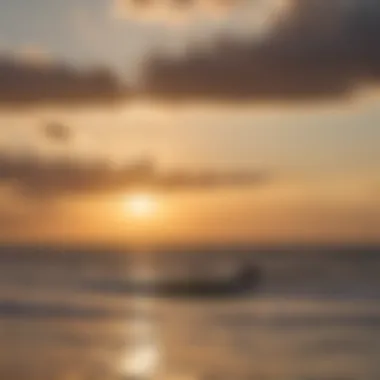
<box><xmin>124</xmin><ymin>341</ymin><xmax>160</xmax><ymax>378</ymax></box>
<box><xmin>124</xmin><ymin>193</ymin><xmax>158</xmax><ymax>218</ymax></box>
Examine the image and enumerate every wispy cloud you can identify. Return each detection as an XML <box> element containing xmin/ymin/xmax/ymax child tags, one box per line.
<box><xmin>112</xmin><ymin>0</ymin><xmax>238</xmax><ymax>23</ymax></box>
<box><xmin>0</xmin><ymin>154</ymin><xmax>269</xmax><ymax>199</ymax></box>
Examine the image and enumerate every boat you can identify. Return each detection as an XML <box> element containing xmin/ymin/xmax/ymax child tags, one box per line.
<box><xmin>87</xmin><ymin>263</ymin><xmax>261</xmax><ymax>299</ymax></box>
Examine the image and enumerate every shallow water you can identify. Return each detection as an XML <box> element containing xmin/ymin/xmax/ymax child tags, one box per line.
<box><xmin>0</xmin><ymin>245</ymin><xmax>379</xmax><ymax>380</ymax></box>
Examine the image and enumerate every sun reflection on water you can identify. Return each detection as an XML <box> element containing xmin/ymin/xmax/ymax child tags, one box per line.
<box><xmin>121</xmin><ymin>251</ymin><xmax>162</xmax><ymax>380</ymax></box>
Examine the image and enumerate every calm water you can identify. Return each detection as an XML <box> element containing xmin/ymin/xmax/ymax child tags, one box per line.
<box><xmin>0</xmin><ymin>245</ymin><xmax>379</xmax><ymax>380</ymax></box>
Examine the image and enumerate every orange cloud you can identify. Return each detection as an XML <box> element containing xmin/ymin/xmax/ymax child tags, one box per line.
<box><xmin>0</xmin><ymin>154</ymin><xmax>269</xmax><ymax>199</ymax></box>
<box><xmin>112</xmin><ymin>0</ymin><xmax>288</xmax><ymax>24</ymax></box>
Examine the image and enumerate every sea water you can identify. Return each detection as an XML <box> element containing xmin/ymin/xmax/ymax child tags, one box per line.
<box><xmin>0</xmin><ymin>245</ymin><xmax>379</xmax><ymax>380</ymax></box>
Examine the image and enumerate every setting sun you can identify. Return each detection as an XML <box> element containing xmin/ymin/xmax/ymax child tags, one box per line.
<box><xmin>124</xmin><ymin>193</ymin><xmax>158</xmax><ymax>218</ymax></box>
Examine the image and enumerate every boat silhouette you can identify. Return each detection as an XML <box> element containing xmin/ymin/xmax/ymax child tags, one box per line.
<box><xmin>87</xmin><ymin>264</ymin><xmax>261</xmax><ymax>299</ymax></box>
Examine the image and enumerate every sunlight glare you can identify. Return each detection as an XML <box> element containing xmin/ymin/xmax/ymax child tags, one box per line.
<box><xmin>124</xmin><ymin>341</ymin><xmax>160</xmax><ymax>379</ymax></box>
<box><xmin>124</xmin><ymin>193</ymin><xmax>158</xmax><ymax>219</ymax></box>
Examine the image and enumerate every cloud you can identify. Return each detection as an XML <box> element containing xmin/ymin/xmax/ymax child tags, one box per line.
<box><xmin>10</xmin><ymin>45</ymin><xmax>53</xmax><ymax>67</ymax></box>
<box><xmin>43</xmin><ymin>122</ymin><xmax>72</xmax><ymax>143</ymax></box>
<box><xmin>141</xmin><ymin>0</ymin><xmax>380</xmax><ymax>101</ymax></box>
<box><xmin>111</xmin><ymin>0</ymin><xmax>294</xmax><ymax>40</ymax></box>
<box><xmin>112</xmin><ymin>0</ymin><xmax>242</xmax><ymax>23</ymax></box>
<box><xmin>0</xmin><ymin>154</ymin><xmax>268</xmax><ymax>199</ymax></box>
<box><xmin>0</xmin><ymin>55</ymin><xmax>128</xmax><ymax>107</ymax></box>
<box><xmin>5</xmin><ymin>1</ymin><xmax>380</xmax><ymax>106</ymax></box>
<box><xmin>0</xmin><ymin>300</ymin><xmax>137</xmax><ymax>321</ymax></box>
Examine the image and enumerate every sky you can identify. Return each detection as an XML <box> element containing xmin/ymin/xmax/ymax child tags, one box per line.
<box><xmin>0</xmin><ymin>0</ymin><xmax>379</xmax><ymax>244</ymax></box>
<box><xmin>0</xmin><ymin>0</ymin><xmax>292</xmax><ymax>74</ymax></box>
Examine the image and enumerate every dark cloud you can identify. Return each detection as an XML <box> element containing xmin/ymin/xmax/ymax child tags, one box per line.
<box><xmin>43</xmin><ymin>122</ymin><xmax>72</xmax><ymax>143</ymax></box>
<box><xmin>0</xmin><ymin>154</ymin><xmax>268</xmax><ymax>198</ymax></box>
<box><xmin>0</xmin><ymin>56</ymin><xmax>128</xmax><ymax>107</ymax></box>
<box><xmin>5</xmin><ymin>1</ymin><xmax>379</xmax><ymax>105</ymax></box>
<box><xmin>0</xmin><ymin>300</ymin><xmax>136</xmax><ymax>321</ymax></box>
<box><xmin>142</xmin><ymin>0</ymin><xmax>380</xmax><ymax>101</ymax></box>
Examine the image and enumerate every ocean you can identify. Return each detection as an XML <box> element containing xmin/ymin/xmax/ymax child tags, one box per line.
<box><xmin>0</xmin><ymin>244</ymin><xmax>379</xmax><ymax>380</ymax></box>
